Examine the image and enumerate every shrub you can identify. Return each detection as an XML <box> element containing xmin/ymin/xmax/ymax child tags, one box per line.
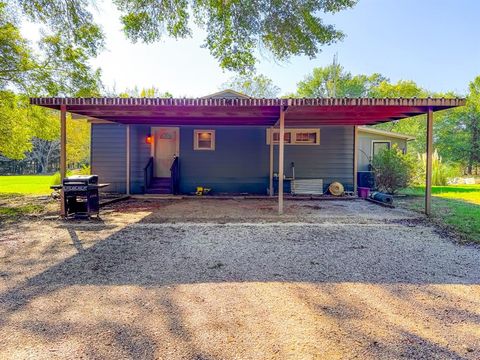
<box><xmin>50</xmin><ymin>171</ymin><xmax>66</xmax><ymax>186</ymax></box>
<box><xmin>371</xmin><ymin>145</ymin><xmax>415</xmax><ymax>194</ymax></box>
<box><xmin>71</xmin><ymin>164</ymin><xmax>91</xmax><ymax>175</ymax></box>
<box><xmin>417</xmin><ymin>150</ymin><xmax>461</xmax><ymax>186</ymax></box>
<box><xmin>50</xmin><ymin>165</ymin><xmax>90</xmax><ymax>185</ymax></box>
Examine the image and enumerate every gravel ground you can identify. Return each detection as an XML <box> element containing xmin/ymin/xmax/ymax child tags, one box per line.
<box><xmin>0</xmin><ymin>199</ymin><xmax>479</xmax><ymax>359</ymax></box>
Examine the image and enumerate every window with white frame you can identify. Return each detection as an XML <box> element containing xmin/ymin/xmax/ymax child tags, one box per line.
<box><xmin>371</xmin><ymin>140</ymin><xmax>391</xmax><ymax>158</ymax></box>
<box><xmin>272</xmin><ymin>131</ymin><xmax>292</xmax><ymax>144</ymax></box>
<box><xmin>194</xmin><ymin>130</ymin><xmax>215</xmax><ymax>150</ymax></box>
<box><xmin>266</xmin><ymin>129</ymin><xmax>320</xmax><ymax>145</ymax></box>
<box><xmin>295</xmin><ymin>131</ymin><xmax>318</xmax><ymax>144</ymax></box>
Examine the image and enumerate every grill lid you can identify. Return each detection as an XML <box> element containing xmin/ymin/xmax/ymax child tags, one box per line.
<box><xmin>63</xmin><ymin>175</ymin><xmax>98</xmax><ymax>185</ymax></box>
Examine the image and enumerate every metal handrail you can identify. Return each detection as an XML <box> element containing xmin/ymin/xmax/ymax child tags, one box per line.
<box><xmin>170</xmin><ymin>156</ymin><xmax>180</xmax><ymax>195</ymax></box>
<box><xmin>144</xmin><ymin>157</ymin><xmax>154</xmax><ymax>192</ymax></box>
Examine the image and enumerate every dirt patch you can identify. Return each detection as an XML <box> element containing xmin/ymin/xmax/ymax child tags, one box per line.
<box><xmin>0</xmin><ymin>199</ymin><xmax>479</xmax><ymax>359</ymax></box>
<box><xmin>0</xmin><ymin>195</ymin><xmax>58</xmax><ymax>223</ymax></box>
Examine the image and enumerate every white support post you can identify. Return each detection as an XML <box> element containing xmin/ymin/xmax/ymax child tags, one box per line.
<box><xmin>60</xmin><ymin>104</ymin><xmax>67</xmax><ymax>216</ymax></box>
<box><xmin>425</xmin><ymin>107</ymin><xmax>433</xmax><ymax>215</ymax></box>
<box><xmin>269</xmin><ymin>127</ymin><xmax>274</xmax><ymax>196</ymax></box>
<box><xmin>126</xmin><ymin>125</ymin><xmax>131</xmax><ymax>195</ymax></box>
<box><xmin>353</xmin><ymin>126</ymin><xmax>358</xmax><ymax>195</ymax></box>
<box><xmin>278</xmin><ymin>107</ymin><xmax>285</xmax><ymax>214</ymax></box>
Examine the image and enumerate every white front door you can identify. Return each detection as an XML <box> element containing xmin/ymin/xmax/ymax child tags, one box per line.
<box><xmin>153</xmin><ymin>127</ymin><xmax>179</xmax><ymax>177</ymax></box>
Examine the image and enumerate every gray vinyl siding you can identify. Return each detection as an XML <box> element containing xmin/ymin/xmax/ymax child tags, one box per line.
<box><xmin>274</xmin><ymin>126</ymin><xmax>355</xmax><ymax>192</ymax></box>
<box><xmin>179</xmin><ymin>126</ymin><xmax>354</xmax><ymax>194</ymax></box>
<box><xmin>129</xmin><ymin>125</ymin><xmax>152</xmax><ymax>193</ymax></box>
<box><xmin>357</xmin><ymin>132</ymin><xmax>407</xmax><ymax>171</ymax></box>
<box><xmin>179</xmin><ymin>127</ymin><xmax>270</xmax><ymax>194</ymax></box>
<box><xmin>91</xmin><ymin>123</ymin><xmax>126</xmax><ymax>193</ymax></box>
<box><xmin>91</xmin><ymin>123</ymin><xmax>152</xmax><ymax>194</ymax></box>
<box><xmin>91</xmin><ymin>124</ymin><xmax>355</xmax><ymax>195</ymax></box>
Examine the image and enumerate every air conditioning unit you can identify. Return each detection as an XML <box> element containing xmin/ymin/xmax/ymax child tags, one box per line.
<box><xmin>357</xmin><ymin>171</ymin><xmax>375</xmax><ymax>189</ymax></box>
<box><xmin>292</xmin><ymin>179</ymin><xmax>324</xmax><ymax>195</ymax></box>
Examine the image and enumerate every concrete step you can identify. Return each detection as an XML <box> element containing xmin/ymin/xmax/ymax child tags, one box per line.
<box><xmin>145</xmin><ymin>188</ymin><xmax>172</xmax><ymax>194</ymax></box>
<box><xmin>148</xmin><ymin>186</ymin><xmax>171</xmax><ymax>191</ymax></box>
<box><xmin>151</xmin><ymin>177</ymin><xmax>170</xmax><ymax>183</ymax></box>
<box><xmin>147</xmin><ymin>177</ymin><xmax>172</xmax><ymax>194</ymax></box>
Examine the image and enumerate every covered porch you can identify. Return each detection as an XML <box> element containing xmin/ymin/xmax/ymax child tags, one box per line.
<box><xmin>30</xmin><ymin>96</ymin><xmax>465</xmax><ymax>215</ymax></box>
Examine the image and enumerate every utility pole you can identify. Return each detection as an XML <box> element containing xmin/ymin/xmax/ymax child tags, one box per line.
<box><xmin>332</xmin><ymin>52</ymin><xmax>338</xmax><ymax>98</ymax></box>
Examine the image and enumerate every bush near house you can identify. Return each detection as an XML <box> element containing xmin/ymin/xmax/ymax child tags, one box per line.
<box><xmin>371</xmin><ymin>145</ymin><xmax>416</xmax><ymax>194</ymax></box>
<box><xmin>417</xmin><ymin>150</ymin><xmax>461</xmax><ymax>186</ymax></box>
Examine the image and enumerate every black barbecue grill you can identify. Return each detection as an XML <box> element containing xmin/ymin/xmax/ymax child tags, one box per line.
<box><xmin>51</xmin><ymin>175</ymin><xmax>109</xmax><ymax>218</ymax></box>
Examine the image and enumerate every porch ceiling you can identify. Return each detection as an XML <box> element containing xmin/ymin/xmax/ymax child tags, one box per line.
<box><xmin>30</xmin><ymin>97</ymin><xmax>465</xmax><ymax>126</ymax></box>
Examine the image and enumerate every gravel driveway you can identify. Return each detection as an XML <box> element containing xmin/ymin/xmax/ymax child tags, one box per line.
<box><xmin>0</xmin><ymin>199</ymin><xmax>479</xmax><ymax>359</ymax></box>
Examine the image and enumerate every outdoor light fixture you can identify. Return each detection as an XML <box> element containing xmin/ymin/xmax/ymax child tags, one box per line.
<box><xmin>146</xmin><ymin>135</ymin><xmax>153</xmax><ymax>144</ymax></box>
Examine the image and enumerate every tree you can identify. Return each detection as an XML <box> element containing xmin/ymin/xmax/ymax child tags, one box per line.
<box><xmin>296</xmin><ymin>64</ymin><xmax>386</xmax><ymax>98</ymax></box>
<box><xmin>368</xmin><ymin>80</ymin><xmax>430</xmax><ymax>154</ymax></box>
<box><xmin>113</xmin><ymin>0</ymin><xmax>357</xmax><ymax>73</ymax></box>
<box><xmin>464</xmin><ymin>77</ymin><xmax>480</xmax><ymax>173</ymax></box>
<box><xmin>27</xmin><ymin>138</ymin><xmax>59</xmax><ymax>173</ymax></box>
<box><xmin>368</xmin><ymin>80</ymin><xmax>429</xmax><ymax>98</ymax></box>
<box><xmin>436</xmin><ymin>77</ymin><xmax>480</xmax><ymax>174</ymax></box>
<box><xmin>67</xmin><ymin>119</ymin><xmax>91</xmax><ymax>166</ymax></box>
<box><xmin>0</xmin><ymin>0</ymin><xmax>102</xmax><ymax>95</ymax></box>
<box><xmin>222</xmin><ymin>74</ymin><xmax>280</xmax><ymax>98</ymax></box>
<box><xmin>0</xmin><ymin>91</ymin><xmax>31</xmax><ymax>159</ymax></box>
<box><xmin>0</xmin><ymin>0</ymin><xmax>102</xmax><ymax>162</ymax></box>
<box><xmin>0</xmin><ymin>90</ymin><xmax>60</xmax><ymax>163</ymax></box>
<box><xmin>4</xmin><ymin>0</ymin><xmax>358</xmax><ymax>77</ymax></box>
<box><xmin>118</xmin><ymin>86</ymin><xmax>173</xmax><ymax>98</ymax></box>
<box><xmin>0</xmin><ymin>3</ymin><xmax>36</xmax><ymax>91</ymax></box>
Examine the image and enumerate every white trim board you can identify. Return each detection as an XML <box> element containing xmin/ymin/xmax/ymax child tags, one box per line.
<box><xmin>359</xmin><ymin>127</ymin><xmax>415</xmax><ymax>141</ymax></box>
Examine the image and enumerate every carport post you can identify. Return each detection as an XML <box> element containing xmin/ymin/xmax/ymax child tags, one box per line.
<box><xmin>60</xmin><ymin>104</ymin><xmax>67</xmax><ymax>181</ymax></box>
<box><xmin>60</xmin><ymin>104</ymin><xmax>67</xmax><ymax>216</ymax></box>
<box><xmin>269</xmin><ymin>127</ymin><xmax>274</xmax><ymax>196</ymax></box>
<box><xmin>278</xmin><ymin>107</ymin><xmax>285</xmax><ymax>214</ymax></box>
<box><xmin>425</xmin><ymin>107</ymin><xmax>433</xmax><ymax>215</ymax></box>
<box><xmin>353</xmin><ymin>126</ymin><xmax>358</xmax><ymax>194</ymax></box>
<box><xmin>126</xmin><ymin>125</ymin><xmax>131</xmax><ymax>195</ymax></box>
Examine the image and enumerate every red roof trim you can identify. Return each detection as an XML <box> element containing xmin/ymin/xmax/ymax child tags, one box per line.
<box><xmin>30</xmin><ymin>97</ymin><xmax>465</xmax><ymax>108</ymax></box>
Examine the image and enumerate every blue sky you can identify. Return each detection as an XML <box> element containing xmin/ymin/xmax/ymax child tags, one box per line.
<box><xmin>29</xmin><ymin>0</ymin><xmax>480</xmax><ymax>97</ymax></box>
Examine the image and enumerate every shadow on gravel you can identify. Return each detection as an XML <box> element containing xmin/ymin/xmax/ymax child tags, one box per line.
<box><xmin>0</xmin><ymin>209</ymin><xmax>479</xmax><ymax>359</ymax></box>
<box><xmin>1</xmin><ymin>213</ymin><xmax>479</xmax><ymax>313</ymax></box>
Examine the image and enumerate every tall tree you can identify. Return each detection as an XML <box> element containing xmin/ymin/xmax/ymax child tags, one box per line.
<box><xmin>113</xmin><ymin>0</ymin><xmax>357</xmax><ymax>73</ymax></box>
<box><xmin>465</xmin><ymin>77</ymin><xmax>480</xmax><ymax>173</ymax></box>
<box><xmin>296</xmin><ymin>64</ymin><xmax>386</xmax><ymax>98</ymax></box>
<box><xmin>222</xmin><ymin>74</ymin><xmax>280</xmax><ymax>98</ymax></box>
<box><xmin>0</xmin><ymin>91</ymin><xmax>59</xmax><ymax>160</ymax></box>
<box><xmin>368</xmin><ymin>80</ymin><xmax>429</xmax><ymax>98</ymax></box>
<box><xmin>368</xmin><ymin>80</ymin><xmax>430</xmax><ymax>154</ymax></box>
<box><xmin>437</xmin><ymin>77</ymin><xmax>480</xmax><ymax>174</ymax></box>
<box><xmin>66</xmin><ymin>118</ymin><xmax>91</xmax><ymax>167</ymax></box>
<box><xmin>5</xmin><ymin>0</ymin><xmax>358</xmax><ymax>76</ymax></box>
<box><xmin>0</xmin><ymin>0</ymin><xmax>102</xmax><ymax>162</ymax></box>
<box><xmin>117</xmin><ymin>86</ymin><xmax>173</xmax><ymax>98</ymax></box>
<box><xmin>0</xmin><ymin>92</ymin><xmax>31</xmax><ymax>159</ymax></box>
<box><xmin>0</xmin><ymin>1</ymin><xmax>103</xmax><ymax>95</ymax></box>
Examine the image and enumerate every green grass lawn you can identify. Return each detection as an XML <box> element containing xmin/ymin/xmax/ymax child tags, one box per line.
<box><xmin>0</xmin><ymin>175</ymin><xmax>55</xmax><ymax>195</ymax></box>
<box><xmin>399</xmin><ymin>184</ymin><xmax>480</xmax><ymax>243</ymax></box>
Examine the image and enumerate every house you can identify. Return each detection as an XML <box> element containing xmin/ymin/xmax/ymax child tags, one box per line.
<box><xmin>357</xmin><ymin>127</ymin><xmax>415</xmax><ymax>171</ymax></box>
<box><xmin>90</xmin><ymin>91</ymin><xmax>414</xmax><ymax>195</ymax></box>
<box><xmin>30</xmin><ymin>90</ymin><xmax>465</xmax><ymax>214</ymax></box>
